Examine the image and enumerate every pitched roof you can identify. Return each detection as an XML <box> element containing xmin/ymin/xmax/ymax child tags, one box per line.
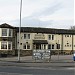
<box><xmin>0</xmin><ymin>23</ymin><xmax>15</xmax><ymax>29</ymax></box>
<box><xmin>16</xmin><ymin>27</ymin><xmax>75</xmax><ymax>34</ymax></box>
<box><xmin>0</xmin><ymin>23</ymin><xmax>75</xmax><ymax>34</ymax></box>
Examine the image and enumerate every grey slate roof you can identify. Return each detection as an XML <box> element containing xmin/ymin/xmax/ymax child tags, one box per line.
<box><xmin>0</xmin><ymin>23</ymin><xmax>75</xmax><ymax>34</ymax></box>
<box><xmin>0</xmin><ymin>23</ymin><xmax>15</xmax><ymax>29</ymax></box>
<box><xmin>16</xmin><ymin>27</ymin><xmax>75</xmax><ymax>34</ymax></box>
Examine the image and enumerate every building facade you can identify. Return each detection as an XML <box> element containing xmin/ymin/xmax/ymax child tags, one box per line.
<box><xmin>0</xmin><ymin>23</ymin><xmax>75</xmax><ymax>56</ymax></box>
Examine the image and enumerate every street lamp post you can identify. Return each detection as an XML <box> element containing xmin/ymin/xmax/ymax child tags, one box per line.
<box><xmin>57</xmin><ymin>40</ymin><xmax>59</xmax><ymax>60</ymax></box>
<box><xmin>18</xmin><ymin>0</ymin><xmax>22</xmax><ymax>62</ymax></box>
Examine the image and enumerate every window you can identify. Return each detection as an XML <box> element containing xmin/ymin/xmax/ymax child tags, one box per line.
<box><xmin>24</xmin><ymin>34</ymin><xmax>26</xmax><ymax>39</ymax></box>
<box><xmin>52</xmin><ymin>44</ymin><xmax>54</xmax><ymax>49</ymax></box>
<box><xmin>27</xmin><ymin>44</ymin><xmax>30</xmax><ymax>49</ymax></box>
<box><xmin>28</xmin><ymin>34</ymin><xmax>30</xmax><ymax>39</ymax></box>
<box><xmin>70</xmin><ymin>45</ymin><xmax>71</xmax><ymax>47</ymax></box>
<box><xmin>1</xmin><ymin>42</ymin><xmax>7</xmax><ymax>49</ymax></box>
<box><xmin>23</xmin><ymin>44</ymin><xmax>30</xmax><ymax>49</ymax></box>
<box><xmin>67</xmin><ymin>35</ymin><xmax>69</xmax><ymax>37</ymax></box>
<box><xmin>2</xmin><ymin>29</ymin><xmax>7</xmax><ymax>36</ymax></box>
<box><xmin>44</xmin><ymin>45</ymin><xmax>46</xmax><ymax>49</ymax></box>
<box><xmin>23</xmin><ymin>44</ymin><xmax>26</xmax><ymax>49</ymax></box>
<box><xmin>57</xmin><ymin>44</ymin><xmax>60</xmax><ymax>49</ymax></box>
<box><xmin>48</xmin><ymin>35</ymin><xmax>51</xmax><ymax>40</ymax></box>
<box><xmin>52</xmin><ymin>35</ymin><xmax>54</xmax><ymax>40</ymax></box>
<box><xmin>9</xmin><ymin>29</ymin><xmax>12</xmax><ymax>36</ymax></box>
<box><xmin>48</xmin><ymin>44</ymin><xmax>51</xmax><ymax>49</ymax></box>
<box><xmin>1</xmin><ymin>42</ymin><xmax>12</xmax><ymax>50</ymax></box>
<box><xmin>24</xmin><ymin>34</ymin><xmax>30</xmax><ymax>39</ymax></box>
<box><xmin>8</xmin><ymin>43</ymin><xmax>11</xmax><ymax>49</ymax></box>
<box><xmin>67</xmin><ymin>45</ymin><xmax>69</xmax><ymax>47</ymax></box>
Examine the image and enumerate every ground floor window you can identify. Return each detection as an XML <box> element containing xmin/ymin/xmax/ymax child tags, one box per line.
<box><xmin>52</xmin><ymin>44</ymin><xmax>54</xmax><ymax>49</ymax></box>
<box><xmin>33</xmin><ymin>44</ymin><xmax>47</xmax><ymax>50</ymax></box>
<box><xmin>27</xmin><ymin>44</ymin><xmax>30</xmax><ymax>49</ymax></box>
<box><xmin>8</xmin><ymin>42</ymin><xmax>12</xmax><ymax>50</ymax></box>
<box><xmin>1</xmin><ymin>42</ymin><xmax>7</xmax><ymax>49</ymax></box>
<box><xmin>23</xmin><ymin>44</ymin><xmax>30</xmax><ymax>49</ymax></box>
<box><xmin>48</xmin><ymin>44</ymin><xmax>55</xmax><ymax>49</ymax></box>
<box><xmin>1</xmin><ymin>42</ymin><xmax>12</xmax><ymax>50</ymax></box>
<box><xmin>23</xmin><ymin>44</ymin><xmax>26</xmax><ymax>49</ymax></box>
<box><xmin>48</xmin><ymin>44</ymin><xmax>51</xmax><ymax>49</ymax></box>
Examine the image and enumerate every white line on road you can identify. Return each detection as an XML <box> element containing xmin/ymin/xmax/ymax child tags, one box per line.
<box><xmin>0</xmin><ymin>72</ymin><xmax>32</xmax><ymax>75</ymax></box>
<box><xmin>66</xmin><ymin>67</ymin><xmax>75</xmax><ymax>70</ymax></box>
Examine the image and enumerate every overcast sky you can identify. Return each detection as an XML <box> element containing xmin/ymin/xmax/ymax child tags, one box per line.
<box><xmin>0</xmin><ymin>0</ymin><xmax>74</xmax><ymax>29</ymax></box>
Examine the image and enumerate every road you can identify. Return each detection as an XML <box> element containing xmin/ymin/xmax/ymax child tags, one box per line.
<box><xmin>0</xmin><ymin>55</ymin><xmax>74</xmax><ymax>75</ymax></box>
<box><xmin>0</xmin><ymin>66</ymin><xmax>75</xmax><ymax>75</ymax></box>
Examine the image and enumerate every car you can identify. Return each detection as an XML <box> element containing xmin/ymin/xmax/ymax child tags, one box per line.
<box><xmin>73</xmin><ymin>53</ymin><xmax>75</xmax><ymax>61</ymax></box>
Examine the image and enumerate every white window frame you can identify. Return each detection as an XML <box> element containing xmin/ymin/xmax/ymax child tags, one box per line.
<box><xmin>24</xmin><ymin>34</ymin><xmax>30</xmax><ymax>39</ymax></box>
<box><xmin>1</xmin><ymin>42</ymin><xmax>7</xmax><ymax>50</ymax></box>
<box><xmin>1</xmin><ymin>41</ymin><xmax>12</xmax><ymax>50</ymax></box>
<box><xmin>1</xmin><ymin>28</ymin><xmax>13</xmax><ymax>37</ymax></box>
<box><xmin>23</xmin><ymin>43</ymin><xmax>30</xmax><ymax>50</ymax></box>
<box><xmin>2</xmin><ymin>28</ymin><xmax>7</xmax><ymax>37</ymax></box>
<box><xmin>9</xmin><ymin>29</ymin><xmax>12</xmax><ymax>37</ymax></box>
<box><xmin>48</xmin><ymin>35</ymin><xmax>51</xmax><ymax>40</ymax></box>
<box><xmin>8</xmin><ymin>42</ymin><xmax>12</xmax><ymax>50</ymax></box>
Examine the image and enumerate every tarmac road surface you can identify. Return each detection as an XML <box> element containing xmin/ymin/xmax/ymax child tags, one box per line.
<box><xmin>0</xmin><ymin>66</ymin><xmax>75</xmax><ymax>75</ymax></box>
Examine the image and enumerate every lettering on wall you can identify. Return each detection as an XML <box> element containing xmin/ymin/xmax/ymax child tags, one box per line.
<box><xmin>34</xmin><ymin>33</ymin><xmax>45</xmax><ymax>39</ymax></box>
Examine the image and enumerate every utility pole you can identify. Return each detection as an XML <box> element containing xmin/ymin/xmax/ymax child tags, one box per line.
<box><xmin>18</xmin><ymin>0</ymin><xmax>22</xmax><ymax>62</ymax></box>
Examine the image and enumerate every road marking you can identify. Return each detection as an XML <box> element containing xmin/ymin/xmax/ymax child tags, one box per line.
<box><xmin>0</xmin><ymin>72</ymin><xmax>32</xmax><ymax>75</ymax></box>
<box><xmin>66</xmin><ymin>67</ymin><xmax>75</xmax><ymax>70</ymax></box>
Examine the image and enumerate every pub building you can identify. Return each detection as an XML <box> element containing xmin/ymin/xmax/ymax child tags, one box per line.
<box><xmin>0</xmin><ymin>23</ymin><xmax>75</xmax><ymax>56</ymax></box>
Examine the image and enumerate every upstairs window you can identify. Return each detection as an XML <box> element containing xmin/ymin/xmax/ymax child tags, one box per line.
<box><xmin>28</xmin><ymin>34</ymin><xmax>30</xmax><ymax>39</ymax></box>
<box><xmin>48</xmin><ymin>35</ymin><xmax>51</xmax><ymax>40</ymax></box>
<box><xmin>2</xmin><ymin>29</ymin><xmax>7</xmax><ymax>36</ymax></box>
<box><xmin>2</xmin><ymin>29</ymin><xmax>12</xmax><ymax>37</ymax></box>
<box><xmin>52</xmin><ymin>35</ymin><xmax>54</xmax><ymax>40</ymax></box>
<box><xmin>24</xmin><ymin>34</ymin><xmax>30</xmax><ymax>39</ymax></box>
<box><xmin>24</xmin><ymin>34</ymin><xmax>26</xmax><ymax>39</ymax></box>
<box><xmin>48</xmin><ymin>35</ymin><xmax>54</xmax><ymax>40</ymax></box>
<box><xmin>9</xmin><ymin>29</ymin><xmax>12</xmax><ymax>36</ymax></box>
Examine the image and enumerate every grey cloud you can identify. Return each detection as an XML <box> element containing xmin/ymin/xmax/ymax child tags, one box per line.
<box><xmin>11</xmin><ymin>17</ymin><xmax>53</xmax><ymax>27</ymax></box>
<box><xmin>30</xmin><ymin>2</ymin><xmax>63</xmax><ymax>17</ymax></box>
<box><xmin>10</xmin><ymin>17</ymin><xmax>73</xmax><ymax>29</ymax></box>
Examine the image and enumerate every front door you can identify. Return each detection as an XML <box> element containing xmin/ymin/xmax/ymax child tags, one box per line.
<box><xmin>36</xmin><ymin>44</ymin><xmax>41</xmax><ymax>49</ymax></box>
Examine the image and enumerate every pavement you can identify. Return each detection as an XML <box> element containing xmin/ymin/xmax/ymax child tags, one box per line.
<box><xmin>0</xmin><ymin>55</ymin><xmax>74</xmax><ymax>67</ymax></box>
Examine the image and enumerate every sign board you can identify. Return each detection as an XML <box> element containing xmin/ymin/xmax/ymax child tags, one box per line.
<box><xmin>32</xmin><ymin>49</ymin><xmax>51</xmax><ymax>60</ymax></box>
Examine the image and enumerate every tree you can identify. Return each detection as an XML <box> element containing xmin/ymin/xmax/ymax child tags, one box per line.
<box><xmin>70</xmin><ymin>26</ymin><xmax>75</xmax><ymax>30</ymax></box>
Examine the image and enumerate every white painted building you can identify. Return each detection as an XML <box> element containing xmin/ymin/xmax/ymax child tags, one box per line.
<box><xmin>0</xmin><ymin>23</ymin><xmax>75</xmax><ymax>56</ymax></box>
